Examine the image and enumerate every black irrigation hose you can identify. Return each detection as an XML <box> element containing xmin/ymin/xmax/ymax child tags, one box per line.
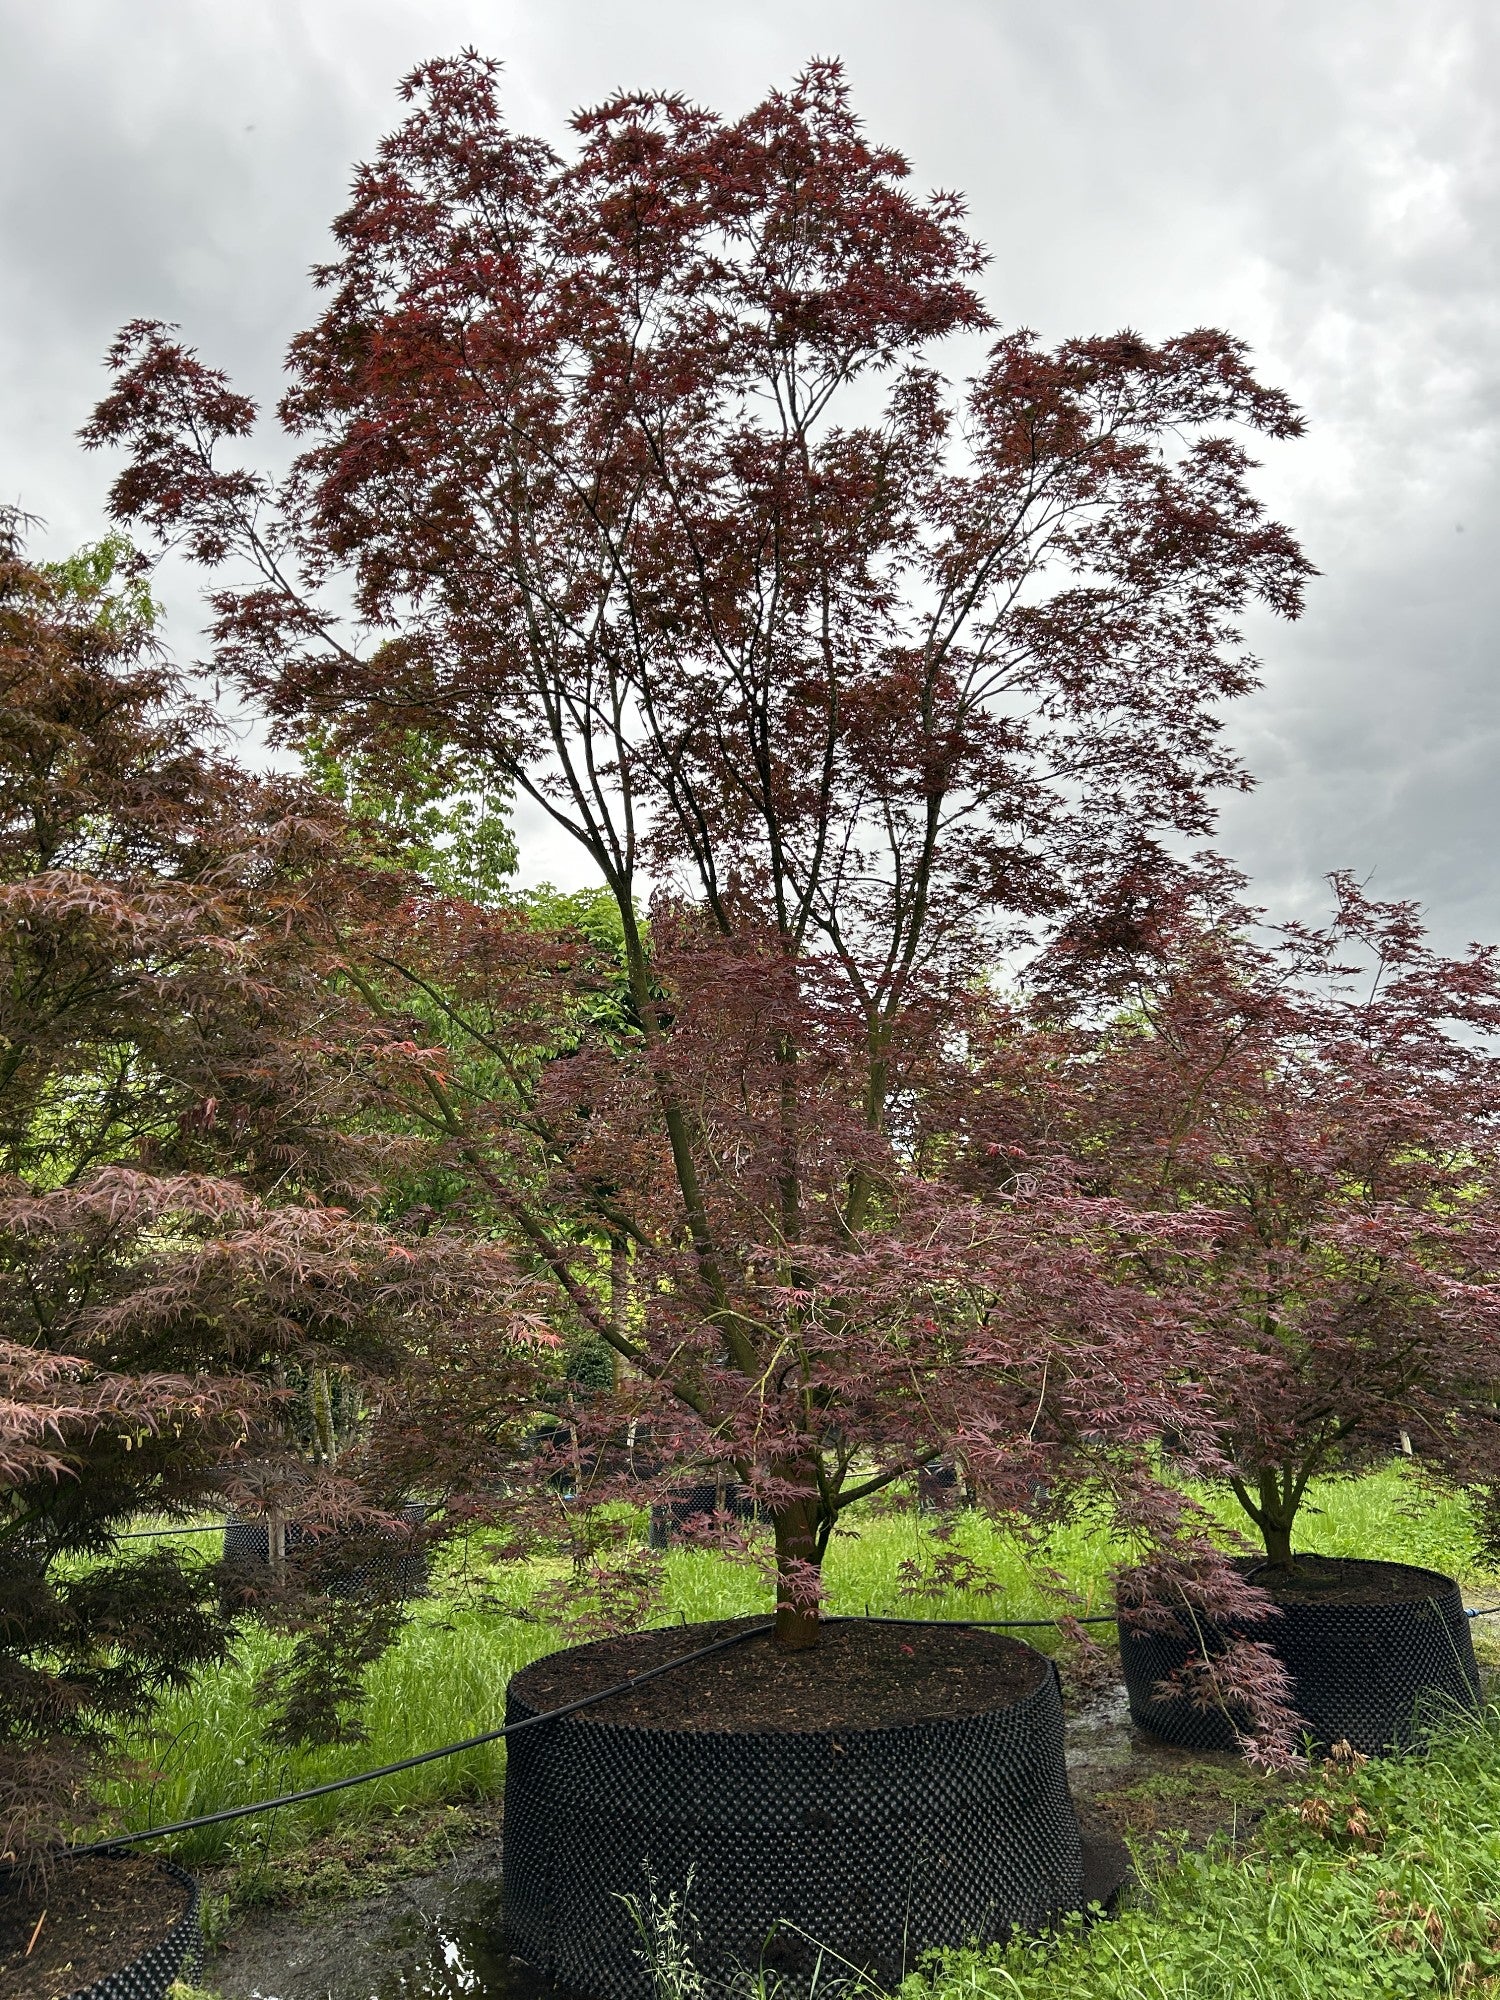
<box><xmin>860</xmin><ymin>1609</ymin><xmax>1120</xmax><ymax>1628</ymax></box>
<box><xmin>70</xmin><ymin>1592</ymin><xmax>1120</xmax><ymax>1856</ymax></box>
<box><xmin>69</xmin><ymin>1619</ymin><xmax>775</xmax><ymax>1859</ymax></box>
<box><xmin>115</xmin><ymin>1522</ymin><xmax>229</xmax><ymax>1539</ymax></box>
<box><xmin>881</xmin><ymin>1605</ymin><xmax>1500</xmax><ymax>1625</ymax></box>
<box><xmin>62</xmin><ymin>1535</ymin><xmax>1500</xmax><ymax>1861</ymax></box>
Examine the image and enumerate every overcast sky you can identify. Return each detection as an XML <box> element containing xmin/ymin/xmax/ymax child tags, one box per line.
<box><xmin>4</xmin><ymin>0</ymin><xmax>1499</xmax><ymax>943</ymax></box>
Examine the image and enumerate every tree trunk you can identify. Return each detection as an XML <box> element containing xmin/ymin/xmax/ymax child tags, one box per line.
<box><xmin>1257</xmin><ymin>1470</ymin><xmax>1298</xmax><ymax>1573</ymax></box>
<box><xmin>267</xmin><ymin>1506</ymin><xmax>287</xmax><ymax>1587</ymax></box>
<box><xmin>310</xmin><ymin>1367</ymin><xmax>337</xmax><ymax>1463</ymax></box>
<box><xmin>772</xmin><ymin>1490</ymin><xmax>822</xmax><ymax>1651</ymax></box>
<box><xmin>609</xmin><ymin>1234</ymin><xmax>630</xmax><ymax>1392</ymax></box>
<box><xmin>1260</xmin><ymin>1517</ymin><xmax>1296</xmax><ymax>1570</ymax></box>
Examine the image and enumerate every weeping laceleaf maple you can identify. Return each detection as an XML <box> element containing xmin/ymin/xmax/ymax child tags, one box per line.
<box><xmin>87</xmin><ymin>53</ymin><xmax>1314</xmax><ymax>1659</ymax></box>
<box><xmin>0</xmin><ymin>512</ymin><xmax>539</xmax><ymax>1871</ymax></box>
<box><xmin>1036</xmin><ymin>860</ymin><xmax>1500</xmax><ymax>1572</ymax></box>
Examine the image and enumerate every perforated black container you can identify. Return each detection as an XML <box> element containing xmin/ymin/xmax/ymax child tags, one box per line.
<box><xmin>1</xmin><ymin>1857</ymin><xmax>201</xmax><ymax>2000</ymax></box>
<box><xmin>1120</xmin><ymin>1555</ymin><xmax>1481</xmax><ymax>1755</ymax></box>
<box><xmin>221</xmin><ymin>1500</ymin><xmax>428</xmax><ymax>1602</ymax></box>
<box><xmin>646</xmin><ymin>1481</ymin><xmax>760</xmax><ymax>1550</ymax></box>
<box><xmin>917</xmin><ymin>1461</ymin><xmax>963</xmax><ymax>1512</ymax></box>
<box><xmin>501</xmin><ymin>1619</ymin><xmax>1114</xmax><ymax>2000</ymax></box>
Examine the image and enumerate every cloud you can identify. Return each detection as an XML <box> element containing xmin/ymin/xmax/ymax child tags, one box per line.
<box><xmin>4</xmin><ymin>0</ymin><xmax>1497</xmax><ymax>934</ymax></box>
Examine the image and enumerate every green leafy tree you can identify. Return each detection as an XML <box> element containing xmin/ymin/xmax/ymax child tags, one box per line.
<box><xmin>306</xmin><ymin>726</ymin><xmax>517</xmax><ymax>904</ymax></box>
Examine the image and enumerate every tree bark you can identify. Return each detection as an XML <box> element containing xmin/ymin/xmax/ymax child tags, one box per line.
<box><xmin>267</xmin><ymin>1506</ymin><xmax>287</xmax><ymax>1587</ymax></box>
<box><xmin>609</xmin><ymin>1233</ymin><xmax>630</xmax><ymax>1392</ymax></box>
<box><xmin>310</xmin><ymin>1367</ymin><xmax>337</xmax><ymax>1463</ymax></box>
<box><xmin>772</xmin><ymin>1487</ymin><xmax>823</xmax><ymax>1651</ymax></box>
<box><xmin>1257</xmin><ymin>1470</ymin><xmax>1298</xmax><ymax>1573</ymax></box>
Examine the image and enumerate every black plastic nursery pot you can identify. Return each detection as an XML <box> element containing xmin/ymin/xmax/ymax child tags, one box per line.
<box><xmin>502</xmin><ymin>1617</ymin><xmax>1126</xmax><ymax>2000</ymax></box>
<box><xmin>915</xmin><ymin>1460</ymin><xmax>964</xmax><ymax>1511</ymax></box>
<box><xmin>1119</xmin><ymin>1554</ymin><xmax>1481</xmax><ymax>1756</ymax></box>
<box><xmin>646</xmin><ymin>1480</ymin><xmax>760</xmax><ymax>1549</ymax></box>
<box><xmin>222</xmin><ymin>1499</ymin><xmax>429</xmax><ymax>1602</ymax></box>
<box><xmin>0</xmin><ymin>1855</ymin><xmax>200</xmax><ymax>2000</ymax></box>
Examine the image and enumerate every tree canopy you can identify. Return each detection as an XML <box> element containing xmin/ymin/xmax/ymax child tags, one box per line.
<box><xmin>0</xmin><ymin>511</ymin><xmax>536</xmax><ymax>1870</ymax></box>
<box><xmin>82</xmin><ymin>54</ymin><xmax>1322</xmax><ymax>1682</ymax></box>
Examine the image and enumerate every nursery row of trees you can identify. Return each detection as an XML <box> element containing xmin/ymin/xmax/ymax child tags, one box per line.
<box><xmin>7</xmin><ymin>53</ymin><xmax>1500</xmax><ymax>1867</ymax></box>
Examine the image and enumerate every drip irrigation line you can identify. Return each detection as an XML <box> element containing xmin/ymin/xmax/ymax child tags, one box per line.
<box><xmin>879</xmin><ymin>1604</ymin><xmax>1500</xmax><ymax>1626</ymax></box>
<box><xmin>69</xmin><ymin>1607</ymin><xmax>1118</xmax><ymax>1861</ymax></box>
<box><xmin>115</xmin><ymin>1523</ymin><xmax>227</xmax><ymax>1539</ymax></box>
<box><xmin>860</xmin><ymin>1609</ymin><xmax>1119</xmax><ymax>1627</ymax></box>
<box><xmin>68</xmin><ymin>1620</ymin><xmax>775</xmax><ymax>1860</ymax></box>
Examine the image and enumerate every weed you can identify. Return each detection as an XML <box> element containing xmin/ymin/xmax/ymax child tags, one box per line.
<box><xmin>621</xmin><ymin>1867</ymin><xmax>709</xmax><ymax>2000</ymax></box>
<box><xmin>619</xmin><ymin>1869</ymin><xmax>884</xmax><ymax>2000</ymax></box>
<box><xmin>909</xmin><ymin>1703</ymin><xmax>1500</xmax><ymax>1999</ymax></box>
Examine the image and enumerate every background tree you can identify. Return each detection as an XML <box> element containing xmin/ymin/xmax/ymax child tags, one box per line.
<box><xmin>0</xmin><ymin>510</ymin><xmax>535</xmax><ymax>1873</ymax></box>
<box><xmin>305</xmin><ymin>724</ymin><xmax>519</xmax><ymax>905</ymax></box>
<box><xmin>1038</xmin><ymin>860</ymin><xmax>1500</xmax><ymax>1573</ymax></box>
<box><xmin>87</xmin><ymin>52</ymin><xmax>1313</xmax><ymax>1657</ymax></box>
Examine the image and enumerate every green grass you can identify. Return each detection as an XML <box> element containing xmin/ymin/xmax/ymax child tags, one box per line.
<box><xmin>909</xmin><ymin>1706</ymin><xmax>1500</xmax><ymax>1999</ymax></box>
<box><xmin>1260</xmin><ymin>1465</ymin><xmax>1489</xmax><ymax>1579</ymax></box>
<box><xmin>102</xmin><ymin>1463</ymin><xmax>1492</xmax><ymax>1870</ymax></box>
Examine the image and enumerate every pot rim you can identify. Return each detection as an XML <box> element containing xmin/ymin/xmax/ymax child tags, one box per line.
<box><xmin>509</xmin><ymin>1615</ymin><xmax>1060</xmax><ymax>1742</ymax></box>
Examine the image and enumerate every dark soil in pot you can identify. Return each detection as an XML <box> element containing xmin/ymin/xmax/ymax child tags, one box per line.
<box><xmin>1120</xmin><ymin>1553</ymin><xmax>1481</xmax><ymax>1756</ymax></box>
<box><xmin>0</xmin><ymin>1854</ymin><xmax>200</xmax><ymax>2000</ymax></box>
<box><xmin>502</xmin><ymin>1616</ymin><xmax>1121</xmax><ymax>2000</ymax></box>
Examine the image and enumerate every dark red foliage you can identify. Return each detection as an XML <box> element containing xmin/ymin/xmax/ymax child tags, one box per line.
<box><xmin>1034</xmin><ymin>860</ymin><xmax>1500</xmax><ymax>1570</ymax></box>
<box><xmin>86</xmin><ymin>52</ymin><xmax>1314</xmax><ymax>1752</ymax></box>
<box><xmin>0</xmin><ymin>512</ymin><xmax>540</xmax><ymax>1871</ymax></box>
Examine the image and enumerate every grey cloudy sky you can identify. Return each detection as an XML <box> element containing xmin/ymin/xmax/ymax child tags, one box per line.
<box><xmin>3</xmin><ymin>0</ymin><xmax>1499</xmax><ymax>940</ymax></box>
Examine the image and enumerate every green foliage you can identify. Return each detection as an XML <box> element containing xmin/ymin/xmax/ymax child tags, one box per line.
<box><xmin>252</xmin><ymin>1595</ymin><xmax>410</xmax><ymax>1751</ymax></box>
<box><xmin>519</xmin><ymin>882</ymin><xmax>628</xmax><ymax>954</ymax></box>
<box><xmin>99</xmin><ymin>1535</ymin><xmax>556</xmax><ymax>1863</ymax></box>
<box><xmin>1274</xmin><ymin>1463</ymin><xmax>1487</xmax><ymax>1578</ymax></box>
<box><xmin>40</xmin><ymin>531</ymin><xmax>159</xmax><ymax>635</ymax></box>
<box><xmin>910</xmin><ymin>1708</ymin><xmax>1500</xmax><ymax>1999</ymax></box>
<box><xmin>517</xmin><ymin>881</ymin><xmax>638</xmax><ymax>1040</ymax></box>
<box><xmin>304</xmin><ymin>726</ymin><xmax>518</xmax><ymax>903</ymax></box>
<box><xmin>564</xmin><ymin>1334</ymin><xmax>618</xmax><ymax>1394</ymax></box>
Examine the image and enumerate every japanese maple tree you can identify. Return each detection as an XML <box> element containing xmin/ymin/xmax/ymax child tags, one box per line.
<box><xmin>1043</xmin><ymin>860</ymin><xmax>1500</xmax><ymax>1573</ymax></box>
<box><xmin>0</xmin><ymin>510</ymin><xmax>533</xmax><ymax>1870</ymax></box>
<box><xmin>87</xmin><ymin>52</ymin><xmax>1314</xmax><ymax>1654</ymax></box>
